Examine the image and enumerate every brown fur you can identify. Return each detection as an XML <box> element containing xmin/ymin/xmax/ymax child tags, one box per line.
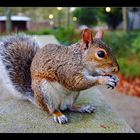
<box><xmin>31</xmin><ymin>43</ymin><xmax>88</xmax><ymax>91</ymax></box>
<box><xmin>31</xmin><ymin>40</ymin><xmax>119</xmax><ymax>91</ymax></box>
<box><xmin>32</xmin><ymin>77</ymin><xmax>50</xmax><ymax>113</ymax></box>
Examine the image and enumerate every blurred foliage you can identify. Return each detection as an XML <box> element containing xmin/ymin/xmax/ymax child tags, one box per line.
<box><xmin>72</xmin><ymin>7</ymin><xmax>122</xmax><ymax>30</ymax></box>
<box><xmin>26</xmin><ymin>28</ymin><xmax>53</xmax><ymax>35</ymax></box>
<box><xmin>131</xmin><ymin>35</ymin><xmax>140</xmax><ymax>57</ymax></box>
<box><xmin>97</xmin><ymin>7</ymin><xmax>122</xmax><ymax>30</ymax></box>
<box><xmin>52</xmin><ymin>26</ymin><xmax>81</xmax><ymax>45</ymax></box>
<box><xmin>104</xmin><ymin>30</ymin><xmax>140</xmax><ymax>78</ymax></box>
<box><xmin>72</xmin><ymin>7</ymin><xmax>98</xmax><ymax>26</ymax></box>
<box><xmin>26</xmin><ymin>25</ymin><xmax>81</xmax><ymax>45</ymax></box>
<box><xmin>0</xmin><ymin>7</ymin><xmax>67</xmax><ymax>25</ymax></box>
<box><xmin>104</xmin><ymin>30</ymin><xmax>140</xmax><ymax>58</ymax></box>
<box><xmin>0</xmin><ymin>7</ymin><xmax>128</xmax><ymax>30</ymax></box>
<box><xmin>118</xmin><ymin>58</ymin><xmax>140</xmax><ymax>78</ymax></box>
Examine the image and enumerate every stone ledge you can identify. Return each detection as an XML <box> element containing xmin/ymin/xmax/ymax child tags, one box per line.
<box><xmin>33</xmin><ymin>35</ymin><xmax>60</xmax><ymax>47</ymax></box>
<box><xmin>0</xmin><ymin>86</ymin><xmax>134</xmax><ymax>133</ymax></box>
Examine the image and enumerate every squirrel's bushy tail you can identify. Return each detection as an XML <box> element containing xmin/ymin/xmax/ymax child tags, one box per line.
<box><xmin>0</xmin><ymin>33</ymin><xmax>40</xmax><ymax>103</ymax></box>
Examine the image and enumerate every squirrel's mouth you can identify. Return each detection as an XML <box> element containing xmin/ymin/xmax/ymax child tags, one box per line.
<box><xmin>92</xmin><ymin>70</ymin><xmax>112</xmax><ymax>77</ymax></box>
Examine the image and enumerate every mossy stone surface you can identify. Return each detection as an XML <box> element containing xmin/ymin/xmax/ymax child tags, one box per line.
<box><xmin>0</xmin><ymin>86</ymin><xmax>134</xmax><ymax>133</ymax></box>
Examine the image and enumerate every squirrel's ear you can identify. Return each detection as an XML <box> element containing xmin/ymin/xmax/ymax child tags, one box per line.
<box><xmin>95</xmin><ymin>29</ymin><xmax>104</xmax><ymax>39</ymax></box>
<box><xmin>81</xmin><ymin>28</ymin><xmax>93</xmax><ymax>51</ymax></box>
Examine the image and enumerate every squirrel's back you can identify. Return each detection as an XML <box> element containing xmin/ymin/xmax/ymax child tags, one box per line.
<box><xmin>0</xmin><ymin>34</ymin><xmax>40</xmax><ymax>99</ymax></box>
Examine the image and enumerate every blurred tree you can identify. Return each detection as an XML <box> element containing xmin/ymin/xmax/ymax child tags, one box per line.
<box><xmin>5</xmin><ymin>7</ymin><xmax>12</xmax><ymax>33</ymax></box>
<box><xmin>97</xmin><ymin>7</ymin><xmax>122</xmax><ymax>30</ymax></box>
<box><xmin>10</xmin><ymin>7</ymin><xmax>66</xmax><ymax>27</ymax></box>
<box><xmin>122</xmin><ymin>7</ymin><xmax>128</xmax><ymax>32</ymax></box>
<box><xmin>72</xmin><ymin>7</ymin><xmax>98</xmax><ymax>26</ymax></box>
<box><xmin>66</xmin><ymin>7</ymin><xmax>71</xmax><ymax>28</ymax></box>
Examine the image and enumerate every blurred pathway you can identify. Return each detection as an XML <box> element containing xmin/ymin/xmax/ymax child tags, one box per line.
<box><xmin>99</xmin><ymin>85</ymin><xmax>140</xmax><ymax>133</ymax></box>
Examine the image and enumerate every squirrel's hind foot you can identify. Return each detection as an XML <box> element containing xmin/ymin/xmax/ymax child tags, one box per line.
<box><xmin>53</xmin><ymin>110</ymin><xmax>68</xmax><ymax>124</ymax></box>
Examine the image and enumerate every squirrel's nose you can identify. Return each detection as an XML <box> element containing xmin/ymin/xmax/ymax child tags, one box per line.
<box><xmin>112</xmin><ymin>66</ymin><xmax>119</xmax><ymax>73</ymax></box>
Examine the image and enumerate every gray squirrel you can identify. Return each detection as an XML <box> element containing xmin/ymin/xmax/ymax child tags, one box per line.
<box><xmin>0</xmin><ymin>28</ymin><xmax>119</xmax><ymax>124</ymax></box>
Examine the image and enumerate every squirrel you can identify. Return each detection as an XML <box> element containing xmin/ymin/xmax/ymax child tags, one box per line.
<box><xmin>0</xmin><ymin>28</ymin><xmax>119</xmax><ymax>124</ymax></box>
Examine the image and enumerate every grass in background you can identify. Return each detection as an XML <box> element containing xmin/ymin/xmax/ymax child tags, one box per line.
<box><xmin>104</xmin><ymin>30</ymin><xmax>140</xmax><ymax>79</ymax></box>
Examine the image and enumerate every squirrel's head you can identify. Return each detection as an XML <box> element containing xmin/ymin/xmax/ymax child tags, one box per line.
<box><xmin>81</xmin><ymin>28</ymin><xmax>119</xmax><ymax>76</ymax></box>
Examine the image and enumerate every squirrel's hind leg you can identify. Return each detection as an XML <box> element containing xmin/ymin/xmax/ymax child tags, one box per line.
<box><xmin>32</xmin><ymin>78</ymin><xmax>68</xmax><ymax>124</ymax></box>
<box><xmin>31</xmin><ymin>79</ymin><xmax>54</xmax><ymax>113</ymax></box>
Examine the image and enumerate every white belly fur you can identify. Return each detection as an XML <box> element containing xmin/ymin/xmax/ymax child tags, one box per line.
<box><xmin>40</xmin><ymin>81</ymin><xmax>80</xmax><ymax>112</ymax></box>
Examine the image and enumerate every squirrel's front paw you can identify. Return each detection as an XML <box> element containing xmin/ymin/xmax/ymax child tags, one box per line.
<box><xmin>98</xmin><ymin>75</ymin><xmax>119</xmax><ymax>89</ymax></box>
<box><xmin>107</xmin><ymin>75</ymin><xmax>119</xmax><ymax>89</ymax></box>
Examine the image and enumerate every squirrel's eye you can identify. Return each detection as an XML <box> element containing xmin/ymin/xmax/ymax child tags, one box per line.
<box><xmin>97</xmin><ymin>51</ymin><xmax>105</xmax><ymax>58</ymax></box>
